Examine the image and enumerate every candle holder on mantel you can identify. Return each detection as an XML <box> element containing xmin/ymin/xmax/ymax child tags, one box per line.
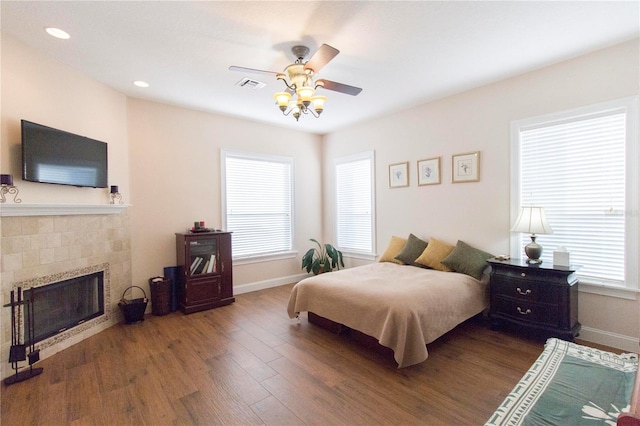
<box><xmin>1</xmin><ymin>174</ymin><xmax>22</xmax><ymax>203</ymax></box>
<box><xmin>109</xmin><ymin>185</ymin><xmax>123</xmax><ymax>205</ymax></box>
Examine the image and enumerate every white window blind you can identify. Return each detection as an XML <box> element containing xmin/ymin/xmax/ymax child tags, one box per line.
<box><xmin>512</xmin><ymin>97</ymin><xmax>638</xmax><ymax>291</ymax></box>
<box><xmin>335</xmin><ymin>151</ymin><xmax>375</xmax><ymax>255</ymax></box>
<box><xmin>222</xmin><ymin>151</ymin><xmax>294</xmax><ymax>259</ymax></box>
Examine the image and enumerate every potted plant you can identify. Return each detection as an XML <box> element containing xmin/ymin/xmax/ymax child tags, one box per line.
<box><xmin>301</xmin><ymin>238</ymin><xmax>344</xmax><ymax>275</ymax></box>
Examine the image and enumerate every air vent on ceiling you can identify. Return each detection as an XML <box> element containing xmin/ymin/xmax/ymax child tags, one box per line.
<box><xmin>235</xmin><ymin>78</ymin><xmax>266</xmax><ymax>90</ymax></box>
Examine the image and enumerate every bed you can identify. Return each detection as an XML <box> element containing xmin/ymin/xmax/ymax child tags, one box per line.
<box><xmin>486</xmin><ymin>338</ymin><xmax>640</xmax><ymax>426</ymax></box>
<box><xmin>286</xmin><ymin>262</ymin><xmax>489</xmax><ymax>368</ymax></box>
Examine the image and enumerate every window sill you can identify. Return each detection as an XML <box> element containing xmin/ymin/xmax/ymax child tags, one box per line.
<box><xmin>232</xmin><ymin>251</ymin><xmax>297</xmax><ymax>266</ymax></box>
<box><xmin>579</xmin><ymin>281</ymin><xmax>638</xmax><ymax>300</ymax></box>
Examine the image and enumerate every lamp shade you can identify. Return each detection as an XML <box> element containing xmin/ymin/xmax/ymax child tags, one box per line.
<box><xmin>511</xmin><ymin>206</ymin><xmax>553</xmax><ymax>235</ymax></box>
<box><xmin>296</xmin><ymin>86</ymin><xmax>315</xmax><ymax>106</ymax></box>
<box><xmin>311</xmin><ymin>95</ymin><xmax>327</xmax><ymax>113</ymax></box>
<box><xmin>274</xmin><ymin>92</ymin><xmax>291</xmax><ymax>109</ymax></box>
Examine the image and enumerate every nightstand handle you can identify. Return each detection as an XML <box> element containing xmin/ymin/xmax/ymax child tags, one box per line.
<box><xmin>517</xmin><ymin>307</ymin><xmax>532</xmax><ymax>315</ymax></box>
<box><xmin>516</xmin><ymin>287</ymin><xmax>531</xmax><ymax>296</ymax></box>
<box><xmin>520</xmin><ymin>272</ymin><xmax>526</xmax><ymax>277</ymax></box>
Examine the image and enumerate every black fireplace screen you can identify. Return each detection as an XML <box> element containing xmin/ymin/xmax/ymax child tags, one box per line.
<box><xmin>24</xmin><ymin>271</ymin><xmax>104</xmax><ymax>345</ymax></box>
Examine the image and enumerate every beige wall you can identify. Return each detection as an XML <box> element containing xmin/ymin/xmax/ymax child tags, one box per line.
<box><xmin>2</xmin><ymin>30</ymin><xmax>638</xmax><ymax>353</ymax></box>
<box><xmin>127</xmin><ymin>99</ymin><xmax>322</xmax><ymax>290</ymax></box>
<box><xmin>1</xmin><ymin>35</ymin><xmax>129</xmax><ymax>204</ymax></box>
<box><xmin>322</xmin><ymin>39</ymin><xmax>640</xmax><ymax>350</ymax></box>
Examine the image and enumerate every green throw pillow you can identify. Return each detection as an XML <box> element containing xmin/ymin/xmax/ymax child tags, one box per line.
<box><xmin>395</xmin><ymin>233</ymin><xmax>428</xmax><ymax>266</ymax></box>
<box><xmin>441</xmin><ymin>240</ymin><xmax>494</xmax><ymax>280</ymax></box>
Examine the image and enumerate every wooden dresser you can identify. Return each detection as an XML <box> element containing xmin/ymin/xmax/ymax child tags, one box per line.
<box><xmin>488</xmin><ymin>258</ymin><xmax>580</xmax><ymax>341</ymax></box>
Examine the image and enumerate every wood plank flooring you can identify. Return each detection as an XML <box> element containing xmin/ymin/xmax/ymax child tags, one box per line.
<box><xmin>0</xmin><ymin>284</ymin><xmax>615</xmax><ymax>425</ymax></box>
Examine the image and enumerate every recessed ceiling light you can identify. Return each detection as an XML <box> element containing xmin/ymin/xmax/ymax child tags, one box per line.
<box><xmin>45</xmin><ymin>27</ymin><xmax>70</xmax><ymax>40</ymax></box>
<box><xmin>133</xmin><ymin>81</ymin><xmax>150</xmax><ymax>88</ymax></box>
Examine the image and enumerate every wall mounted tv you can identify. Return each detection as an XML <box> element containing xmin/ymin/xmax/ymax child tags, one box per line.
<box><xmin>22</xmin><ymin>120</ymin><xmax>108</xmax><ymax>188</ymax></box>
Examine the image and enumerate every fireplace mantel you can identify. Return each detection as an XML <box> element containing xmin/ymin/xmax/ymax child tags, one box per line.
<box><xmin>0</xmin><ymin>204</ymin><xmax>130</xmax><ymax>217</ymax></box>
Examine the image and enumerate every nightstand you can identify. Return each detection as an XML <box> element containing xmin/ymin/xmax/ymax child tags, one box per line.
<box><xmin>488</xmin><ymin>258</ymin><xmax>581</xmax><ymax>341</ymax></box>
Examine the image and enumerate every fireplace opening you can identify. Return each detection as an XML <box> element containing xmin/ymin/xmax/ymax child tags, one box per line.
<box><xmin>24</xmin><ymin>271</ymin><xmax>104</xmax><ymax>345</ymax></box>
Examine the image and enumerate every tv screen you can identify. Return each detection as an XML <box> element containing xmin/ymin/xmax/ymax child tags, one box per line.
<box><xmin>21</xmin><ymin>120</ymin><xmax>108</xmax><ymax>188</ymax></box>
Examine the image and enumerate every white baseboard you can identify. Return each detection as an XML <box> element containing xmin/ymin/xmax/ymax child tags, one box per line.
<box><xmin>579</xmin><ymin>326</ymin><xmax>640</xmax><ymax>353</ymax></box>
<box><xmin>234</xmin><ymin>273</ymin><xmax>309</xmax><ymax>295</ymax></box>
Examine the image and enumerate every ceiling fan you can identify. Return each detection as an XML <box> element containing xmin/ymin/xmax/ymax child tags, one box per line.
<box><xmin>229</xmin><ymin>44</ymin><xmax>362</xmax><ymax>121</ymax></box>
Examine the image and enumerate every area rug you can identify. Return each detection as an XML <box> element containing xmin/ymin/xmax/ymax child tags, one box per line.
<box><xmin>486</xmin><ymin>338</ymin><xmax>638</xmax><ymax>425</ymax></box>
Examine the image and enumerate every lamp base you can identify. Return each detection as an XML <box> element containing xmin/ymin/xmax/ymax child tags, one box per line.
<box><xmin>524</xmin><ymin>235</ymin><xmax>543</xmax><ymax>264</ymax></box>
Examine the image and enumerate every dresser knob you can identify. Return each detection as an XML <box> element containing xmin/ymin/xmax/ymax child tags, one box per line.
<box><xmin>517</xmin><ymin>307</ymin><xmax>532</xmax><ymax>315</ymax></box>
<box><xmin>516</xmin><ymin>287</ymin><xmax>531</xmax><ymax>296</ymax></box>
<box><xmin>520</xmin><ymin>272</ymin><xmax>526</xmax><ymax>277</ymax></box>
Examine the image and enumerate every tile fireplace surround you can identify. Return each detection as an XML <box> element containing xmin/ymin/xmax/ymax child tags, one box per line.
<box><xmin>0</xmin><ymin>205</ymin><xmax>131</xmax><ymax>379</ymax></box>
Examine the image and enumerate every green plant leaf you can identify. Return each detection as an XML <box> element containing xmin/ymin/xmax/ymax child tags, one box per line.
<box><xmin>301</xmin><ymin>248</ymin><xmax>317</xmax><ymax>272</ymax></box>
<box><xmin>311</xmin><ymin>258</ymin><xmax>322</xmax><ymax>275</ymax></box>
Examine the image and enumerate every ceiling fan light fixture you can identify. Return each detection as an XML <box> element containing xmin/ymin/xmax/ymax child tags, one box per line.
<box><xmin>231</xmin><ymin>43</ymin><xmax>362</xmax><ymax>122</ymax></box>
<box><xmin>274</xmin><ymin>92</ymin><xmax>292</xmax><ymax>111</ymax></box>
<box><xmin>311</xmin><ymin>95</ymin><xmax>327</xmax><ymax>114</ymax></box>
<box><xmin>296</xmin><ymin>86</ymin><xmax>315</xmax><ymax>107</ymax></box>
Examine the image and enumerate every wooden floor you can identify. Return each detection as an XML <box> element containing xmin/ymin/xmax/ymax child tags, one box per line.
<box><xmin>0</xmin><ymin>284</ymin><xmax>613</xmax><ymax>425</ymax></box>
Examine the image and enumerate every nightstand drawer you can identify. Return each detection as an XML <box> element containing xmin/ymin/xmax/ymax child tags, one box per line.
<box><xmin>493</xmin><ymin>267</ymin><xmax>551</xmax><ymax>282</ymax></box>
<box><xmin>493</xmin><ymin>297</ymin><xmax>560</xmax><ymax>328</ymax></box>
<box><xmin>490</xmin><ymin>277</ymin><xmax>559</xmax><ymax>302</ymax></box>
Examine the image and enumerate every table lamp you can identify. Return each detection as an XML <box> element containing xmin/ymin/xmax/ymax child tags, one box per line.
<box><xmin>511</xmin><ymin>206</ymin><xmax>553</xmax><ymax>264</ymax></box>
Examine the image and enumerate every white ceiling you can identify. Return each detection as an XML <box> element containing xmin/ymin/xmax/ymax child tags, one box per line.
<box><xmin>2</xmin><ymin>1</ymin><xmax>639</xmax><ymax>134</ymax></box>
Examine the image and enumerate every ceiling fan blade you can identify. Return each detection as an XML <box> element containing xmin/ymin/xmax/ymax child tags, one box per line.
<box><xmin>229</xmin><ymin>65</ymin><xmax>279</xmax><ymax>77</ymax></box>
<box><xmin>317</xmin><ymin>79</ymin><xmax>362</xmax><ymax>96</ymax></box>
<box><xmin>304</xmin><ymin>44</ymin><xmax>339</xmax><ymax>73</ymax></box>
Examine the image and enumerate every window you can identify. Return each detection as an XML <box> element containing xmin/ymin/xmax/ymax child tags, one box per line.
<box><xmin>222</xmin><ymin>151</ymin><xmax>294</xmax><ymax>260</ymax></box>
<box><xmin>335</xmin><ymin>151</ymin><xmax>376</xmax><ymax>257</ymax></box>
<box><xmin>511</xmin><ymin>97</ymin><xmax>638</xmax><ymax>296</ymax></box>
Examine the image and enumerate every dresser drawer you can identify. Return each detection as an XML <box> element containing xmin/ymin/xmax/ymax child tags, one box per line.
<box><xmin>491</xmin><ymin>277</ymin><xmax>560</xmax><ymax>302</ymax></box>
<box><xmin>493</xmin><ymin>296</ymin><xmax>560</xmax><ymax>328</ymax></box>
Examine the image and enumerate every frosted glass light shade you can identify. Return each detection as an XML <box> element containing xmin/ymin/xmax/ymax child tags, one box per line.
<box><xmin>274</xmin><ymin>92</ymin><xmax>292</xmax><ymax>108</ymax></box>
<box><xmin>296</xmin><ymin>87</ymin><xmax>315</xmax><ymax>105</ymax></box>
<box><xmin>311</xmin><ymin>95</ymin><xmax>327</xmax><ymax>113</ymax></box>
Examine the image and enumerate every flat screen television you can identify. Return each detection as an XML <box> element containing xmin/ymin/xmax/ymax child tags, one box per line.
<box><xmin>22</xmin><ymin>120</ymin><xmax>108</xmax><ymax>188</ymax></box>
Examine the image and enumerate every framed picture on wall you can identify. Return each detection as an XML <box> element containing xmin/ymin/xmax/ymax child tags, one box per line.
<box><xmin>452</xmin><ymin>151</ymin><xmax>480</xmax><ymax>183</ymax></box>
<box><xmin>417</xmin><ymin>157</ymin><xmax>441</xmax><ymax>186</ymax></box>
<box><xmin>389</xmin><ymin>162</ymin><xmax>409</xmax><ymax>188</ymax></box>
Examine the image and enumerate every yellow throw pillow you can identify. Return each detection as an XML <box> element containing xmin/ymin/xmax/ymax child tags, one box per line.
<box><xmin>379</xmin><ymin>236</ymin><xmax>408</xmax><ymax>264</ymax></box>
<box><xmin>415</xmin><ymin>237</ymin><xmax>455</xmax><ymax>271</ymax></box>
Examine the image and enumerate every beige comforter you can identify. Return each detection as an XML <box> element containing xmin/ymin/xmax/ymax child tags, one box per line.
<box><xmin>287</xmin><ymin>262</ymin><xmax>489</xmax><ymax>368</ymax></box>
